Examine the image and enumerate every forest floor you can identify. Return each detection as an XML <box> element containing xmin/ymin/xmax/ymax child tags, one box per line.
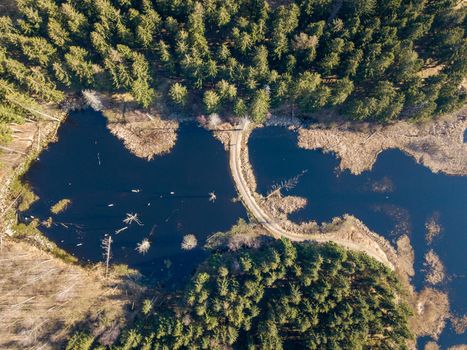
<box><xmin>298</xmin><ymin>107</ymin><xmax>467</xmax><ymax>176</ymax></box>
<box><xmin>0</xmin><ymin>0</ymin><xmax>17</xmax><ymax>16</ymax></box>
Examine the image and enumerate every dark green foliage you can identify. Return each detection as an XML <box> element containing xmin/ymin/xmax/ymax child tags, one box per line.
<box><xmin>71</xmin><ymin>240</ymin><xmax>412</xmax><ymax>350</ymax></box>
<box><xmin>0</xmin><ymin>0</ymin><xmax>465</xmax><ymax>132</ymax></box>
<box><xmin>66</xmin><ymin>332</ymin><xmax>94</xmax><ymax>350</ymax></box>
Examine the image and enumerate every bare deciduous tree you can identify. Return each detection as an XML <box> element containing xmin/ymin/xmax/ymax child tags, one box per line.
<box><xmin>208</xmin><ymin>113</ymin><xmax>222</xmax><ymax>128</ymax></box>
<box><xmin>181</xmin><ymin>234</ymin><xmax>198</xmax><ymax>250</ymax></box>
<box><xmin>136</xmin><ymin>238</ymin><xmax>151</xmax><ymax>254</ymax></box>
<box><xmin>82</xmin><ymin>90</ymin><xmax>103</xmax><ymax>111</ymax></box>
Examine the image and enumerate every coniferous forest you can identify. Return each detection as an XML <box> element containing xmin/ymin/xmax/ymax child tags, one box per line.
<box><xmin>1</xmin><ymin>1</ymin><xmax>465</xmax><ymax>349</ymax></box>
<box><xmin>0</xmin><ymin>0</ymin><xmax>465</xmax><ymax>143</ymax></box>
<box><xmin>67</xmin><ymin>240</ymin><xmax>412</xmax><ymax>350</ymax></box>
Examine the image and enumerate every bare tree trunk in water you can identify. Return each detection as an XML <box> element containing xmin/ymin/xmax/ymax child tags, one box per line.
<box><xmin>102</xmin><ymin>236</ymin><xmax>112</xmax><ymax>278</ymax></box>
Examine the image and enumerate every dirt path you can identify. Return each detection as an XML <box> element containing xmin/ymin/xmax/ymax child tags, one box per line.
<box><xmin>229</xmin><ymin>122</ymin><xmax>394</xmax><ymax>268</ymax></box>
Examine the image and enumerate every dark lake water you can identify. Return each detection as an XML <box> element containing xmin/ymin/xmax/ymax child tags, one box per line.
<box><xmin>23</xmin><ymin>111</ymin><xmax>465</xmax><ymax>346</ymax></box>
<box><xmin>249</xmin><ymin>127</ymin><xmax>467</xmax><ymax>348</ymax></box>
<box><xmin>23</xmin><ymin>110</ymin><xmax>247</xmax><ymax>287</ymax></box>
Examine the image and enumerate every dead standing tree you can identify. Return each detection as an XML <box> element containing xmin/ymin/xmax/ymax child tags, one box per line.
<box><xmin>267</xmin><ymin>170</ymin><xmax>308</xmax><ymax>198</ymax></box>
<box><xmin>102</xmin><ymin>235</ymin><xmax>113</xmax><ymax>278</ymax></box>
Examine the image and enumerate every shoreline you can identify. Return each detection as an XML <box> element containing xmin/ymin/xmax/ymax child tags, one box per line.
<box><xmin>229</xmin><ymin>121</ymin><xmax>397</xmax><ymax>268</ymax></box>
<box><xmin>224</xmin><ymin>120</ymin><xmax>454</xmax><ymax>347</ymax></box>
<box><xmin>0</xmin><ymin>101</ymin><xmax>142</xmax><ymax>350</ymax></box>
<box><xmin>298</xmin><ymin>108</ymin><xmax>467</xmax><ymax>176</ymax></box>
<box><xmin>85</xmin><ymin>92</ymin><xmax>180</xmax><ymax>161</ymax></box>
<box><xmin>0</xmin><ymin>99</ymin><xmax>463</xmax><ymax>348</ymax></box>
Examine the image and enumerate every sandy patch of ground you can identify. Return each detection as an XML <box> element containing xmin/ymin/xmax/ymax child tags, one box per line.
<box><xmin>298</xmin><ymin>108</ymin><xmax>467</xmax><ymax>176</ymax></box>
<box><xmin>0</xmin><ymin>239</ymin><xmax>142</xmax><ymax>350</ymax></box>
<box><xmin>423</xmin><ymin>250</ymin><xmax>446</xmax><ymax>285</ymax></box>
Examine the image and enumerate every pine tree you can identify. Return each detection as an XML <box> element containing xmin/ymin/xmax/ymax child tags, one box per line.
<box><xmin>169</xmin><ymin>83</ymin><xmax>188</xmax><ymax>106</ymax></box>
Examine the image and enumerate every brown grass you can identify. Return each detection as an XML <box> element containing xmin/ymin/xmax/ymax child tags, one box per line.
<box><xmin>425</xmin><ymin>341</ymin><xmax>440</xmax><ymax>350</ymax></box>
<box><xmin>425</xmin><ymin>213</ymin><xmax>443</xmax><ymax>244</ymax></box>
<box><xmin>0</xmin><ymin>239</ymin><xmax>143</xmax><ymax>350</ymax></box>
<box><xmin>423</xmin><ymin>250</ymin><xmax>445</xmax><ymax>285</ymax></box>
<box><xmin>451</xmin><ymin>314</ymin><xmax>467</xmax><ymax>335</ymax></box>
<box><xmin>298</xmin><ymin>107</ymin><xmax>467</xmax><ymax>176</ymax></box>
<box><xmin>408</xmin><ymin>288</ymin><xmax>450</xmax><ymax>340</ymax></box>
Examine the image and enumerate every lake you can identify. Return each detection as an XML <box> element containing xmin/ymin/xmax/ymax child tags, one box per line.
<box><xmin>249</xmin><ymin>126</ymin><xmax>467</xmax><ymax>348</ymax></box>
<box><xmin>22</xmin><ymin>111</ymin><xmax>466</xmax><ymax>346</ymax></box>
<box><xmin>23</xmin><ymin>110</ymin><xmax>247</xmax><ymax>288</ymax></box>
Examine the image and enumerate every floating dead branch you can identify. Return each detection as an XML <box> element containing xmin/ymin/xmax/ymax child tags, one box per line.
<box><xmin>115</xmin><ymin>227</ymin><xmax>128</xmax><ymax>235</ymax></box>
<box><xmin>123</xmin><ymin>213</ymin><xmax>143</xmax><ymax>226</ymax></box>
<box><xmin>209</xmin><ymin>192</ymin><xmax>217</xmax><ymax>202</ymax></box>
